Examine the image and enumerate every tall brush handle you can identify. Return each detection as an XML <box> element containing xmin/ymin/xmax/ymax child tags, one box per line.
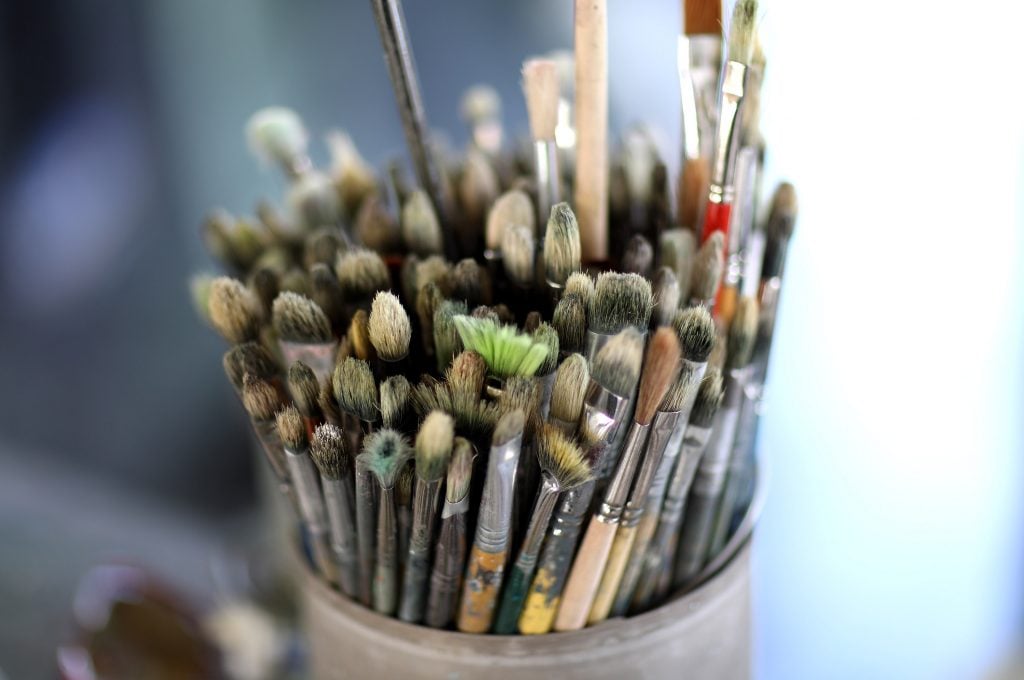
<box><xmin>553</xmin><ymin>517</ymin><xmax>617</xmax><ymax>631</ymax></box>
<box><xmin>588</xmin><ymin>523</ymin><xmax>637</xmax><ymax>624</ymax></box>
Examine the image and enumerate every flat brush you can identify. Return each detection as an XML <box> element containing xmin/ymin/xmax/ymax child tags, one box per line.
<box><xmin>272</xmin><ymin>292</ymin><xmax>336</xmax><ymax>384</ymax></box>
<box><xmin>209</xmin><ymin>277</ymin><xmax>263</xmax><ymax>345</ymax></box>
<box><xmin>277</xmin><ymin>407</ymin><xmax>339</xmax><ymax>586</ymax></box>
<box><xmin>425</xmin><ymin>437</ymin><xmax>474</xmax><ymax>628</ymax></box>
<box><xmin>246</xmin><ymin>106</ymin><xmax>311</xmax><ymax>179</ymax></box>
<box><xmin>584</xmin><ymin>272</ymin><xmax>653</xmax><ymax>362</ymax></box>
<box><xmin>586</xmin><ymin>328</ymin><xmax>681</xmax><ymax>625</ymax></box>
<box><xmin>548</xmin><ymin>353</ymin><xmax>589</xmax><ymax>436</ymax></box>
<box><xmin>457</xmin><ymin>410</ymin><xmax>525</xmax><ymax>633</ymax></box>
<box><xmin>368</xmin><ymin>291</ymin><xmax>412</xmax><ymax>378</ymax></box>
<box><xmin>552</xmin><ymin>293</ymin><xmax>586</xmax><ymax>356</ymax></box>
<box><xmin>310</xmin><ymin>423</ymin><xmax>360</xmax><ymax>598</ymax></box>
<box><xmin>358</xmin><ymin>429</ymin><xmax>413</xmax><ymax>616</ymax></box>
<box><xmin>700</xmin><ymin>0</ymin><xmax>759</xmax><ymax>247</ymax></box>
<box><xmin>398</xmin><ymin>411</ymin><xmax>454</xmax><ymax>623</ymax></box>
<box><xmin>369</xmin><ymin>0</ymin><xmax>457</xmax><ymax>259</ymax></box>
<box><xmin>522</xmin><ymin>59</ymin><xmax>561</xmax><ymax>225</ymax></box>
<box><xmin>493</xmin><ymin>426</ymin><xmax>592</xmax><ymax>633</ymax></box>
<box><xmin>240</xmin><ymin>374</ymin><xmax>293</xmax><ymax>505</ymax></box>
<box><xmin>543</xmin><ymin>203</ymin><xmax>582</xmax><ymax>303</ymax></box>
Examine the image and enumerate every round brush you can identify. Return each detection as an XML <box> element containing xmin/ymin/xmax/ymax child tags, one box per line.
<box><xmin>425</xmin><ymin>438</ymin><xmax>474</xmax><ymax>629</ymax></box>
<box><xmin>310</xmin><ymin>423</ymin><xmax>361</xmax><ymax>598</ymax></box>
<box><xmin>272</xmin><ymin>292</ymin><xmax>337</xmax><ymax>385</ymax></box>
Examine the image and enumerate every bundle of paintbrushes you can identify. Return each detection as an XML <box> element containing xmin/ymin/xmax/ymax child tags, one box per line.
<box><xmin>192</xmin><ymin>0</ymin><xmax>798</xmax><ymax>634</ymax></box>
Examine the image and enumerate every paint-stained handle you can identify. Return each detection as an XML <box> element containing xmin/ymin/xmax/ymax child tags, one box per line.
<box><xmin>553</xmin><ymin>518</ymin><xmax>617</xmax><ymax>631</ymax></box>
<box><xmin>588</xmin><ymin>524</ymin><xmax>637</xmax><ymax>624</ymax></box>
<box><xmin>518</xmin><ymin>565</ymin><xmax>561</xmax><ymax>635</ymax></box>
<box><xmin>492</xmin><ymin>564</ymin><xmax>532</xmax><ymax>635</ymax></box>
<box><xmin>457</xmin><ymin>546</ymin><xmax>508</xmax><ymax>633</ymax></box>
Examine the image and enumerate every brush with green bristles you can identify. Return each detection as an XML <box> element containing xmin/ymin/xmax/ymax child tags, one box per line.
<box><xmin>358</xmin><ymin>428</ymin><xmax>413</xmax><ymax>615</ymax></box>
<box><xmin>272</xmin><ymin>292</ymin><xmax>337</xmax><ymax>383</ymax></box>
<box><xmin>453</xmin><ymin>316</ymin><xmax>550</xmax><ymax>393</ymax></box>
<box><xmin>584</xmin><ymin>272</ymin><xmax>653</xmax><ymax>362</ymax></box>
<box><xmin>399</xmin><ymin>411</ymin><xmax>455</xmax><ymax>623</ymax></box>
<box><xmin>425</xmin><ymin>437</ymin><xmax>475</xmax><ymax>629</ymax></box>
<box><xmin>310</xmin><ymin>422</ymin><xmax>361</xmax><ymax>598</ymax></box>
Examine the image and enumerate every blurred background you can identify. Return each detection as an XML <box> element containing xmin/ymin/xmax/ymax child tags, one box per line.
<box><xmin>0</xmin><ymin>0</ymin><xmax>1022</xmax><ymax>678</ymax></box>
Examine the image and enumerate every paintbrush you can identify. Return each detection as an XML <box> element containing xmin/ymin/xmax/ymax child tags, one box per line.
<box><xmin>652</xmin><ymin>267</ymin><xmax>682</xmax><ymax>328</ymax></box>
<box><xmin>288</xmin><ymin>171</ymin><xmax>346</xmax><ymax>233</ymax></box>
<box><xmin>309</xmin><ymin>422</ymin><xmax>361</xmax><ymax>598</ymax></box>
<box><xmin>309</xmin><ymin>264</ymin><xmax>347</xmax><ymax>335</ymax></box>
<box><xmin>460</xmin><ymin>84</ymin><xmax>503</xmax><ymax>156</ymax></box>
<box><xmin>240</xmin><ymin>374</ymin><xmax>297</xmax><ymax>514</ymax></box>
<box><xmin>660</xmin><ymin>228</ymin><xmax>696</xmax><ymax>304</ymax></box>
<box><xmin>757</xmin><ymin>182</ymin><xmax>798</xmax><ymax>359</ymax></box>
<box><xmin>425</xmin><ymin>437</ymin><xmax>474</xmax><ymax>629</ymax></box>
<box><xmin>552</xmin><ymin>293</ymin><xmax>586</xmax><ymax>356</ymax></box>
<box><xmin>587</xmin><ymin>328</ymin><xmax>681</xmax><ymax>625</ymax></box>
<box><xmin>246</xmin><ymin>107</ymin><xmax>311</xmax><ymax>180</ymax></box>
<box><xmin>347</xmin><ymin>309</ymin><xmax>376</xmax><ymax>364</ymax></box>
<box><xmin>287</xmin><ymin>361</ymin><xmax>324</xmax><ymax>438</ymax></box>
<box><xmin>574</xmin><ymin>0</ymin><xmax>608</xmax><ymax>262</ymax></box>
<box><xmin>453</xmin><ymin>316</ymin><xmax>550</xmax><ymax>392</ymax></box>
<box><xmin>332</xmin><ymin>357</ymin><xmax>380</xmax><ymax>437</ymax></box>
<box><xmin>358</xmin><ymin>429</ymin><xmax>413</xmax><ymax>615</ymax></box>
<box><xmin>700</xmin><ymin>0</ymin><xmax>759</xmax><ymax>247</ymax></box>
<box><xmin>584</xmin><ymin>272</ymin><xmax>653</xmax><ymax>362</ymax></box>
<box><xmin>610</xmin><ymin>307</ymin><xmax>715</xmax><ymax>615</ymax></box>
<box><xmin>621</xmin><ymin>234</ymin><xmax>654</xmax><ymax>279</ymax></box>
<box><xmin>502</xmin><ymin>223</ymin><xmax>536</xmax><ymax>293</ymax></box>
<box><xmin>402</xmin><ymin>189</ymin><xmax>445</xmax><ymax>258</ymax></box>
<box><xmin>542</xmin><ymin>203</ymin><xmax>582</xmax><ymax>303</ymax></box>
<box><xmin>450</xmin><ymin>258</ymin><xmax>492</xmax><ymax>309</ymax></box>
<box><xmin>433</xmin><ymin>299</ymin><xmax>468</xmax><ymax>374</ymax></box>
<box><xmin>497</xmin><ymin>376</ymin><xmax>543</xmax><ymax>556</ymax></box>
<box><xmin>208</xmin><ymin>277</ymin><xmax>263</xmax><ymax>345</ymax></box>
<box><xmin>548</xmin><ymin>353</ymin><xmax>590</xmax><ymax>436</ymax></box>
<box><xmin>415</xmin><ymin>281</ymin><xmax>444</xmax><ymax>358</ymax></box>
<box><xmin>277</xmin><ymin>407</ymin><xmax>339</xmax><ymax>586</ymax></box>
<box><xmin>565</xmin><ymin>271</ymin><xmax>595</xmax><ymax>308</ymax></box>
<box><xmin>249</xmin><ymin>268</ymin><xmax>279</xmax><ymax>320</ymax></box>
<box><xmin>335</xmin><ymin>247</ymin><xmax>392</xmax><ymax>316</ymax></box>
<box><xmin>368</xmin><ymin>291</ymin><xmax>413</xmax><ymax>379</ymax></box>
<box><xmin>493</xmin><ymin>426</ymin><xmax>592</xmax><ymax>633</ymax></box>
<box><xmin>304</xmin><ymin>228</ymin><xmax>343</xmax><ymax>271</ymax></box>
<box><xmin>369</xmin><ymin>0</ymin><xmax>457</xmax><ymax>259</ymax></box>
<box><xmin>272</xmin><ymin>292</ymin><xmax>336</xmax><ymax>385</ymax></box>
<box><xmin>325</xmin><ymin>130</ymin><xmax>378</xmax><ymax>221</ymax></box>
<box><xmin>632</xmin><ymin>369</ymin><xmax>724</xmax><ymax>608</ymax></box>
<box><xmin>456</xmin><ymin>149</ymin><xmax>499</xmax><ymax>254</ymax></box>
<box><xmin>457</xmin><ymin>409</ymin><xmax>525</xmax><ymax>633</ymax></box>
<box><xmin>398</xmin><ymin>411</ymin><xmax>455</xmax><ymax>623</ymax></box>
<box><xmin>688</xmin><ymin>230</ymin><xmax>725</xmax><ymax>309</ymax></box>
<box><xmin>531</xmin><ymin>323</ymin><xmax>560</xmax><ymax>419</ymax></box>
<box><xmin>318</xmin><ymin>375</ymin><xmax>344</xmax><ymax>428</ymax></box>
<box><xmin>524</xmin><ymin>311</ymin><xmax>543</xmax><ymax>334</ymax></box>
<box><xmin>484</xmin><ymin>189</ymin><xmax>535</xmax><ymax>284</ymax></box>
<box><xmin>396</xmin><ymin>462</ymin><xmax>414</xmax><ymax>577</ymax></box>
<box><xmin>381</xmin><ymin>374</ymin><xmax>413</xmax><ymax>435</ymax></box>
<box><xmin>674</xmin><ymin>295</ymin><xmax>757</xmax><ymax>586</ymax></box>
<box><xmin>223</xmin><ymin>342</ymin><xmax>279</xmax><ymax>395</ymax></box>
<box><xmin>522</xmin><ymin>59</ymin><xmax>561</xmax><ymax>225</ymax></box>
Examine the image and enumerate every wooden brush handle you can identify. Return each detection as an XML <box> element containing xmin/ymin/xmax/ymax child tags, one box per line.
<box><xmin>574</xmin><ymin>0</ymin><xmax>608</xmax><ymax>262</ymax></box>
<box><xmin>518</xmin><ymin>564</ymin><xmax>561</xmax><ymax>635</ymax></box>
<box><xmin>677</xmin><ymin>156</ymin><xmax>709</xmax><ymax>232</ymax></box>
<box><xmin>492</xmin><ymin>564</ymin><xmax>532</xmax><ymax>635</ymax></box>
<box><xmin>457</xmin><ymin>546</ymin><xmax>508</xmax><ymax>633</ymax></box>
<box><xmin>588</xmin><ymin>523</ymin><xmax>637</xmax><ymax>624</ymax></box>
<box><xmin>553</xmin><ymin>517</ymin><xmax>617</xmax><ymax>631</ymax></box>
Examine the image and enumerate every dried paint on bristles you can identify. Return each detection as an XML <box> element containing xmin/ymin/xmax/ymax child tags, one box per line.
<box><xmin>493</xmin><ymin>409</ymin><xmax>526</xmax><ymax>446</ymax></box>
<box><xmin>209</xmin><ymin>277</ymin><xmax>263</xmax><ymax>344</ymax></box>
<box><xmin>591</xmin><ymin>327</ymin><xmax>644</xmax><ymax>398</ymax></box>
<box><xmin>415</xmin><ymin>411</ymin><xmax>455</xmax><ymax>481</ymax></box>
<box><xmin>272</xmin><ymin>292</ymin><xmax>332</xmax><ymax>343</ymax></box>
<box><xmin>368</xmin><ymin>292</ymin><xmax>412</xmax><ymax>361</ymax></box>
<box><xmin>634</xmin><ymin>328</ymin><xmax>682</xmax><ymax>425</ymax></box>
<box><xmin>550</xmin><ymin>353</ymin><xmax>589</xmax><ymax>426</ymax></box>
<box><xmin>589</xmin><ymin>272</ymin><xmax>653</xmax><ymax>334</ymax></box>
<box><xmin>691</xmin><ymin>231</ymin><xmax>725</xmax><ymax>302</ymax></box>
<box><xmin>447</xmin><ymin>350</ymin><xmax>487</xmax><ymax>397</ymax></box>
<box><xmin>380</xmin><ymin>375</ymin><xmax>411</xmax><ymax>430</ymax></box>
<box><xmin>502</xmin><ymin>223</ymin><xmax>536</xmax><ymax>287</ymax></box>
<box><xmin>486</xmin><ymin>189</ymin><xmax>535</xmax><ymax>251</ymax></box>
<box><xmin>446</xmin><ymin>438</ymin><xmax>474</xmax><ymax>503</ymax></box>
<box><xmin>672</xmin><ymin>306</ymin><xmax>716</xmax><ymax>362</ymax></box>
<box><xmin>690</xmin><ymin>371</ymin><xmax>725</xmax><ymax>427</ymax></box>
<box><xmin>310</xmin><ymin>423</ymin><xmax>350</xmax><ymax>480</ymax></box>
<box><xmin>543</xmin><ymin>203</ymin><xmax>581</xmax><ymax>286</ymax></box>
<box><xmin>332</xmin><ymin>358</ymin><xmax>379</xmax><ymax>423</ymax></box>
<box><xmin>223</xmin><ymin>342</ymin><xmax>278</xmax><ymax>391</ymax></box>
<box><xmin>552</xmin><ymin>293</ymin><xmax>586</xmax><ymax>354</ymax></box>
<box><xmin>358</xmin><ymin>429</ymin><xmax>413</xmax><ymax>488</ymax></box>
<box><xmin>727</xmin><ymin>0</ymin><xmax>758</xmax><ymax>66</ymax></box>
<box><xmin>522</xmin><ymin>59</ymin><xmax>560</xmax><ymax>140</ymax></box>
<box><xmin>537</xmin><ymin>425</ymin><xmax>592</xmax><ymax>490</ymax></box>
<box><xmin>288</xmin><ymin>361</ymin><xmax>322</xmax><ymax>419</ymax></box>
<box><xmin>241</xmin><ymin>373</ymin><xmax>282</xmax><ymax>422</ymax></box>
<box><xmin>276</xmin><ymin>406</ymin><xmax>307</xmax><ymax>451</ymax></box>
<box><xmin>726</xmin><ymin>296</ymin><xmax>759</xmax><ymax>370</ymax></box>
<box><xmin>402</xmin><ymin>190</ymin><xmax>444</xmax><ymax>257</ymax></box>
<box><xmin>336</xmin><ymin>248</ymin><xmax>390</xmax><ymax>300</ymax></box>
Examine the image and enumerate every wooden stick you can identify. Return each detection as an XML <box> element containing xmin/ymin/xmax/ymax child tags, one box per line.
<box><xmin>574</xmin><ymin>0</ymin><xmax>608</xmax><ymax>262</ymax></box>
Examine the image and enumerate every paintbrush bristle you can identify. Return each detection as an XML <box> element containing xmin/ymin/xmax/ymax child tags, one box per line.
<box><xmin>368</xmin><ymin>292</ymin><xmax>412</xmax><ymax>361</ymax></box>
<box><xmin>397</xmin><ymin>463</ymin><xmax>415</xmax><ymax>505</ymax></box>
<box><xmin>726</xmin><ymin>296</ymin><xmax>758</xmax><ymax>370</ymax></box>
<box><xmin>402</xmin><ymin>190</ymin><xmax>444</xmax><ymax>257</ymax></box>
<box><xmin>652</xmin><ymin>267</ymin><xmax>681</xmax><ymax>327</ymax></box>
<box><xmin>564</xmin><ymin>272</ymin><xmax>595</xmax><ymax>308</ymax></box>
<box><xmin>450</xmin><ymin>258</ymin><xmax>489</xmax><ymax>307</ymax></box>
<box><xmin>288</xmin><ymin>361</ymin><xmax>322</xmax><ymax>419</ymax></box>
<box><xmin>708</xmin><ymin>327</ymin><xmax>728</xmax><ymax>372</ymax></box>
<box><xmin>310</xmin><ymin>264</ymin><xmax>345</xmax><ymax>329</ymax></box>
<box><xmin>634</xmin><ymin>328</ymin><xmax>682</xmax><ymax>425</ymax></box>
<box><xmin>249</xmin><ymin>268</ymin><xmax>279</xmax><ymax>316</ymax></box>
<box><xmin>434</xmin><ymin>300</ymin><xmax>468</xmax><ymax>373</ymax></box>
<box><xmin>498</xmin><ymin>376</ymin><xmax>542</xmax><ymax>438</ymax></box>
<box><xmin>411</xmin><ymin>380</ymin><xmax>499</xmax><ymax>440</ymax></box>
<box><xmin>543</xmin><ymin>203</ymin><xmax>581</xmax><ymax>286</ymax></box>
<box><xmin>537</xmin><ymin>425</ymin><xmax>593</xmax><ymax>490</ymax></box>
<box><xmin>279</xmin><ymin>268</ymin><xmax>310</xmax><ymax>296</ymax></box>
<box><xmin>524</xmin><ymin>311</ymin><xmax>543</xmax><ymax>334</ymax></box>
<box><xmin>209</xmin><ymin>277</ymin><xmax>263</xmax><ymax>344</ymax></box>
<box><xmin>660</xmin><ymin>228</ymin><xmax>696</xmax><ymax>302</ymax></box>
<box><xmin>333</xmin><ymin>358</ymin><xmax>379</xmax><ymax>422</ymax></box>
<box><xmin>550</xmin><ymin>353</ymin><xmax>589</xmax><ymax>425</ymax></box>
<box><xmin>358</xmin><ymin>429</ymin><xmax>413</xmax><ymax>488</ymax></box>
<box><xmin>416</xmin><ymin>256</ymin><xmax>453</xmax><ymax>297</ymax></box>
<box><xmin>532</xmin><ymin>323</ymin><xmax>560</xmax><ymax>376</ymax></box>
<box><xmin>589</xmin><ymin>272</ymin><xmax>654</xmax><ymax>334</ymax></box>
<box><xmin>381</xmin><ymin>375</ymin><xmax>411</xmax><ymax>430</ymax></box>
<box><xmin>355</xmin><ymin>194</ymin><xmax>402</xmax><ymax>254</ymax></box>
<box><xmin>446</xmin><ymin>437</ymin><xmax>474</xmax><ymax>503</ymax></box>
<box><xmin>242</xmin><ymin>374</ymin><xmax>282</xmax><ymax>422</ymax></box>
<box><xmin>453</xmin><ymin>316</ymin><xmax>549</xmax><ymax>379</ymax></box>
<box><xmin>551</xmin><ymin>295</ymin><xmax>585</xmax><ymax>357</ymax></box>
<box><xmin>276</xmin><ymin>406</ymin><xmax>307</xmax><ymax>451</ymax></box>
<box><xmin>684</xmin><ymin>0</ymin><xmax>722</xmax><ymax>36</ymax></box>
<box><xmin>223</xmin><ymin>342</ymin><xmax>278</xmax><ymax>391</ymax></box>
<box><xmin>415</xmin><ymin>411</ymin><xmax>455</xmax><ymax>481</ymax></box>
<box><xmin>493</xmin><ymin>409</ymin><xmax>526</xmax><ymax>446</ymax></box>
<box><xmin>348</xmin><ymin>309</ymin><xmax>374</xmax><ymax>362</ymax></box>
<box><xmin>460</xmin><ymin>84</ymin><xmax>501</xmax><ymax>123</ymax></box>
<box><xmin>305</xmin><ymin>228</ymin><xmax>342</xmax><ymax>268</ymax></box>
<box><xmin>336</xmin><ymin>248</ymin><xmax>391</xmax><ymax>300</ymax></box>
<box><xmin>289</xmin><ymin>171</ymin><xmax>342</xmax><ymax>229</ymax></box>
<box><xmin>246</xmin><ymin>106</ymin><xmax>307</xmax><ymax>168</ymax></box>
<box><xmin>502</xmin><ymin>223</ymin><xmax>536</xmax><ymax>287</ymax></box>
<box><xmin>690</xmin><ymin>370</ymin><xmax>724</xmax><ymax>427</ymax></box>
<box><xmin>485</xmin><ymin>189</ymin><xmax>534</xmax><ymax>252</ymax></box>
<box><xmin>673</xmin><ymin>305</ymin><xmax>716</xmax><ymax>362</ymax></box>
<box><xmin>767</xmin><ymin>183</ymin><xmax>798</xmax><ymax>240</ymax></box>
<box><xmin>458</xmin><ymin>148</ymin><xmax>500</xmax><ymax>225</ymax></box>
<box><xmin>310</xmin><ymin>423</ymin><xmax>350</xmax><ymax>480</ymax></box>
<box><xmin>272</xmin><ymin>292</ymin><xmax>332</xmax><ymax>343</ymax></box>
<box><xmin>591</xmin><ymin>327</ymin><xmax>645</xmax><ymax>397</ymax></box>
<box><xmin>319</xmin><ymin>378</ymin><xmax>343</xmax><ymax>425</ymax></box>
<box><xmin>691</xmin><ymin>231</ymin><xmax>725</xmax><ymax>301</ymax></box>
<box><xmin>522</xmin><ymin>58</ymin><xmax>560</xmax><ymax>141</ymax></box>
<box><xmin>447</xmin><ymin>350</ymin><xmax>487</xmax><ymax>396</ymax></box>
<box><xmin>621</xmin><ymin>235</ymin><xmax>654</xmax><ymax>278</ymax></box>
<box><xmin>727</xmin><ymin>0</ymin><xmax>758</xmax><ymax>65</ymax></box>
<box><xmin>659</xmin><ymin>360</ymin><xmax>700</xmax><ymax>412</ymax></box>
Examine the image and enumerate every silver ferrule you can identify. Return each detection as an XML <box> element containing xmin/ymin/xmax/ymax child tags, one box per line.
<box><xmin>620</xmin><ymin>412</ymin><xmax>680</xmax><ymax>528</ymax></box>
<box><xmin>709</xmin><ymin>60</ymin><xmax>748</xmax><ymax>192</ymax></box>
<box><xmin>484</xmin><ymin>375</ymin><xmax>505</xmax><ymax>400</ymax></box>
<box><xmin>599</xmin><ymin>421</ymin><xmax>652</xmax><ymax>520</ymax></box>
<box><xmin>578</xmin><ymin>379</ymin><xmax>632</xmax><ymax>449</ymax></box>
<box><xmin>516</xmin><ymin>475</ymin><xmax>562</xmax><ymax>569</ymax></box>
<box><xmin>475</xmin><ymin>432</ymin><xmax>523</xmax><ymax>553</ymax></box>
<box><xmin>584</xmin><ymin>327</ymin><xmax>648</xmax><ymax>365</ymax></box>
<box><xmin>661</xmin><ymin>424</ymin><xmax>714</xmax><ymax>523</ymax></box>
<box><xmin>441</xmin><ymin>490</ymin><xmax>471</xmax><ymax>519</ymax></box>
<box><xmin>409</xmin><ymin>477</ymin><xmax>444</xmax><ymax>553</ymax></box>
<box><xmin>534</xmin><ymin>139</ymin><xmax>561</xmax><ymax>227</ymax></box>
<box><xmin>278</xmin><ymin>340</ymin><xmax>338</xmax><ymax>386</ymax></box>
<box><xmin>284</xmin><ymin>447</ymin><xmax>327</xmax><ymax>530</ymax></box>
<box><xmin>639</xmin><ymin>409</ymin><xmax>687</xmax><ymax>512</ymax></box>
<box><xmin>322</xmin><ymin>478</ymin><xmax>358</xmax><ymax>556</ymax></box>
<box><xmin>538</xmin><ymin>371</ymin><xmax>556</xmax><ymax>420</ymax></box>
<box><xmin>691</xmin><ymin>369</ymin><xmax>747</xmax><ymax>495</ymax></box>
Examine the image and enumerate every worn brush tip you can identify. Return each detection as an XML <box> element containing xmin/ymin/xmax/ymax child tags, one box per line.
<box><xmin>672</xmin><ymin>306</ymin><xmax>716</xmax><ymax>362</ymax></box>
<box><xmin>727</xmin><ymin>0</ymin><xmax>758</xmax><ymax>65</ymax></box>
<box><xmin>402</xmin><ymin>190</ymin><xmax>444</xmax><ymax>257</ymax></box>
<box><xmin>332</xmin><ymin>358</ymin><xmax>379</xmax><ymax>423</ymax></box>
<box><xmin>223</xmin><ymin>342</ymin><xmax>277</xmax><ymax>391</ymax></box>
<box><xmin>241</xmin><ymin>374</ymin><xmax>282</xmax><ymax>422</ymax></box>
<box><xmin>246</xmin><ymin>106</ymin><xmax>307</xmax><ymax>167</ymax></box>
<box><xmin>690</xmin><ymin>370</ymin><xmax>725</xmax><ymax>427</ymax></box>
<box><xmin>691</xmin><ymin>231</ymin><xmax>725</xmax><ymax>301</ymax></box>
<box><xmin>485</xmin><ymin>189</ymin><xmax>534</xmax><ymax>251</ymax></box>
<box><xmin>553</xmin><ymin>293</ymin><xmax>586</xmax><ymax>354</ymax></box>
<box><xmin>589</xmin><ymin>272</ymin><xmax>654</xmax><ymax>334</ymax></box>
<box><xmin>564</xmin><ymin>272</ymin><xmax>595</xmax><ymax>309</ymax></box>
<box><xmin>502</xmin><ymin>223</ymin><xmax>536</xmax><ymax>287</ymax></box>
<box><xmin>447</xmin><ymin>350</ymin><xmax>488</xmax><ymax>396</ymax></box>
<box><xmin>543</xmin><ymin>203</ymin><xmax>582</xmax><ymax>286</ymax></box>
<box><xmin>726</xmin><ymin>296</ymin><xmax>759</xmax><ymax>370</ymax></box>
<box><xmin>209</xmin><ymin>277</ymin><xmax>263</xmax><ymax>344</ymax></box>
<box><xmin>336</xmin><ymin>247</ymin><xmax>391</xmax><ymax>299</ymax></box>
<box><xmin>550</xmin><ymin>353</ymin><xmax>590</xmax><ymax>425</ymax></box>
<box><xmin>522</xmin><ymin>58</ymin><xmax>560</xmax><ymax>140</ymax></box>
<box><xmin>634</xmin><ymin>328</ymin><xmax>682</xmax><ymax>425</ymax></box>
<box><xmin>446</xmin><ymin>437</ymin><xmax>475</xmax><ymax>503</ymax></box>
<box><xmin>538</xmin><ymin>425</ymin><xmax>592</xmax><ymax>490</ymax></box>
<box><xmin>591</xmin><ymin>327</ymin><xmax>645</xmax><ymax>397</ymax></box>
<box><xmin>368</xmin><ymin>291</ymin><xmax>412</xmax><ymax>361</ymax></box>
<box><xmin>493</xmin><ymin>409</ymin><xmax>526</xmax><ymax>446</ymax></box>
<box><xmin>287</xmin><ymin>361</ymin><xmax>322</xmax><ymax>418</ymax></box>
<box><xmin>380</xmin><ymin>375</ymin><xmax>411</xmax><ymax>430</ymax></box>
<box><xmin>359</xmin><ymin>428</ymin><xmax>413</xmax><ymax>488</ymax></box>
<box><xmin>272</xmin><ymin>292</ymin><xmax>332</xmax><ymax>343</ymax></box>
<box><xmin>415</xmin><ymin>411</ymin><xmax>455</xmax><ymax>481</ymax></box>
<box><xmin>276</xmin><ymin>406</ymin><xmax>307</xmax><ymax>451</ymax></box>
<box><xmin>310</xmin><ymin>423</ymin><xmax>349</xmax><ymax>480</ymax></box>
<box><xmin>348</xmin><ymin>309</ymin><xmax>374</xmax><ymax>362</ymax></box>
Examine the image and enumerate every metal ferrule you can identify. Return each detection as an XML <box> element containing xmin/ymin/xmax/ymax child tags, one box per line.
<box><xmin>578</xmin><ymin>379</ymin><xmax>631</xmax><ymax>448</ymax></box>
<box><xmin>678</xmin><ymin>35</ymin><xmax>723</xmax><ymax>161</ymax></box>
<box><xmin>373</xmin><ymin>486</ymin><xmax>399</xmax><ymax>614</ymax></box>
<box><xmin>534</xmin><ymin>139</ymin><xmax>561</xmax><ymax>227</ymax></box>
<box><xmin>709</xmin><ymin>60</ymin><xmax>748</xmax><ymax>194</ymax></box>
<box><xmin>278</xmin><ymin>340</ymin><xmax>338</xmax><ymax>385</ymax></box>
<box><xmin>691</xmin><ymin>369</ymin><xmax>746</xmax><ymax>496</ymax></box>
<box><xmin>619</xmin><ymin>413</ymin><xmax>678</xmax><ymax>529</ymax></box>
<box><xmin>537</xmin><ymin>371</ymin><xmax>556</xmax><ymax>420</ymax></box>
<box><xmin>484</xmin><ymin>375</ymin><xmax>505</xmax><ymax>400</ymax></box>
<box><xmin>516</xmin><ymin>475</ymin><xmax>561</xmax><ymax>569</ymax></box>
<box><xmin>442</xmin><ymin>491</ymin><xmax>471</xmax><ymax>519</ymax></box>
<box><xmin>662</xmin><ymin>424</ymin><xmax>714</xmax><ymax>525</ymax></box>
<box><xmin>598</xmin><ymin>421</ymin><xmax>652</xmax><ymax>521</ymax></box>
<box><xmin>251</xmin><ymin>419</ymin><xmax>290</xmax><ymax>486</ymax></box>
<box><xmin>635</xmin><ymin>409</ymin><xmax>687</xmax><ymax>517</ymax></box>
<box><xmin>322</xmin><ymin>477</ymin><xmax>360</xmax><ymax>596</ymax></box>
<box><xmin>284</xmin><ymin>447</ymin><xmax>328</xmax><ymax>530</ymax></box>
<box><xmin>475</xmin><ymin>432</ymin><xmax>523</xmax><ymax>553</ymax></box>
<box><xmin>583</xmin><ymin>329</ymin><xmax>611</xmax><ymax>364</ymax></box>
